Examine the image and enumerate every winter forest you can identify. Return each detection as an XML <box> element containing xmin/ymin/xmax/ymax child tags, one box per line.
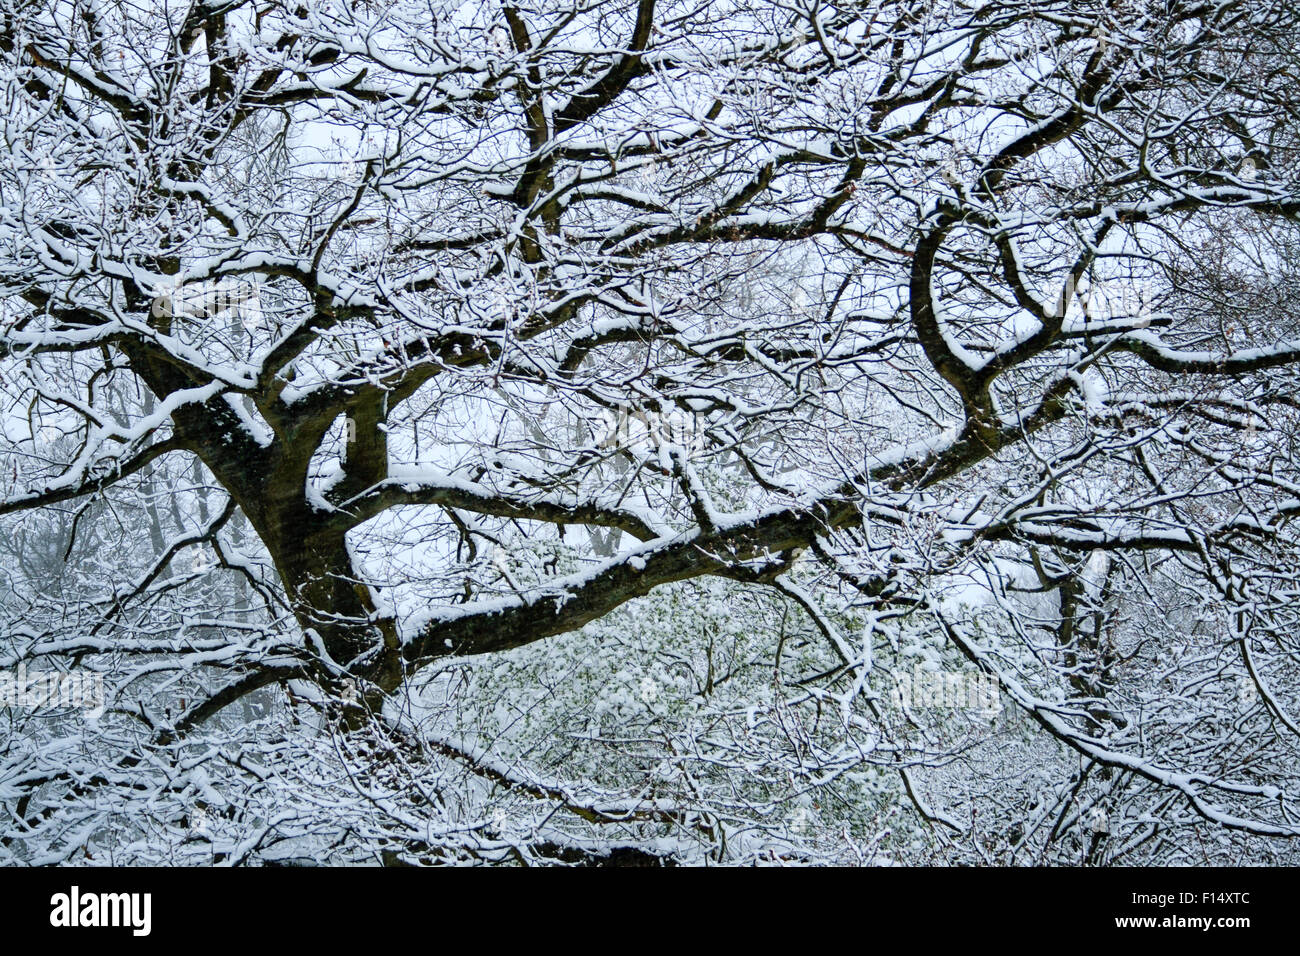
<box><xmin>1</xmin><ymin>0</ymin><xmax>1299</xmax><ymax>866</ymax></box>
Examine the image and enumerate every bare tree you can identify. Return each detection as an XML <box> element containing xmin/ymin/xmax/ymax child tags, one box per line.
<box><xmin>3</xmin><ymin>0</ymin><xmax>1300</xmax><ymax>863</ymax></box>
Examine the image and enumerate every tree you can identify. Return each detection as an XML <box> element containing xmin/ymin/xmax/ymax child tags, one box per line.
<box><xmin>3</xmin><ymin>0</ymin><xmax>1300</xmax><ymax>864</ymax></box>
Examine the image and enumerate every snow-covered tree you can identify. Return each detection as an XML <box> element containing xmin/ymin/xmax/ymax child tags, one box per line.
<box><xmin>3</xmin><ymin>0</ymin><xmax>1300</xmax><ymax>864</ymax></box>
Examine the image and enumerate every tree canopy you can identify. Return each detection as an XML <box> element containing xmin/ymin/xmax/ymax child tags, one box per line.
<box><xmin>3</xmin><ymin>0</ymin><xmax>1300</xmax><ymax>864</ymax></box>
